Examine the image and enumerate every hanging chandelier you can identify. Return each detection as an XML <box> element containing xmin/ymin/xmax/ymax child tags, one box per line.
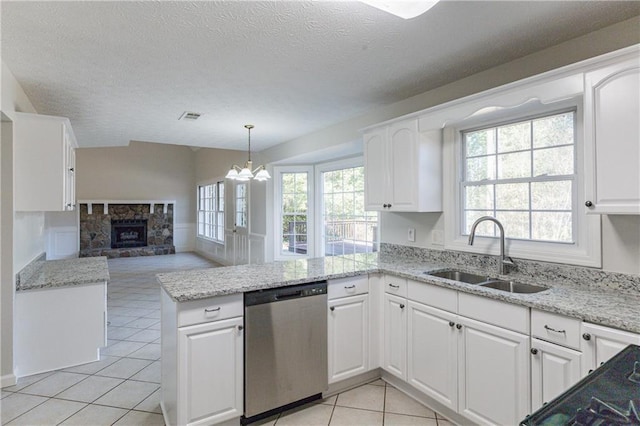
<box><xmin>225</xmin><ymin>124</ymin><xmax>271</xmax><ymax>182</ymax></box>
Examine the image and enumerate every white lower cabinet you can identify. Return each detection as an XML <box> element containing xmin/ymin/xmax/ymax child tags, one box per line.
<box><xmin>581</xmin><ymin>321</ymin><xmax>640</xmax><ymax>375</ymax></box>
<box><xmin>383</xmin><ymin>293</ymin><xmax>408</xmax><ymax>380</ymax></box>
<box><xmin>457</xmin><ymin>316</ymin><xmax>530</xmax><ymax>426</ymax></box>
<box><xmin>407</xmin><ymin>301</ymin><xmax>457</xmax><ymax>411</ymax></box>
<box><xmin>162</xmin><ymin>291</ymin><xmax>244</xmax><ymax>426</ymax></box>
<box><xmin>530</xmin><ymin>338</ymin><xmax>582</xmax><ymax>411</ymax></box>
<box><xmin>178</xmin><ymin>317</ymin><xmax>244</xmax><ymax>425</ymax></box>
<box><xmin>328</xmin><ymin>294</ymin><xmax>369</xmax><ymax>383</ymax></box>
<box><xmin>397</xmin><ymin>287</ymin><xmax>530</xmax><ymax>425</ymax></box>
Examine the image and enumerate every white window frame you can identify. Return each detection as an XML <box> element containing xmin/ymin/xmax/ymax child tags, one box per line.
<box><xmin>314</xmin><ymin>157</ymin><xmax>378</xmax><ymax>256</ymax></box>
<box><xmin>443</xmin><ymin>98</ymin><xmax>602</xmax><ymax>267</ymax></box>
<box><xmin>197</xmin><ymin>179</ymin><xmax>225</xmax><ymax>244</ymax></box>
<box><xmin>273</xmin><ymin>165</ymin><xmax>314</xmax><ymax>260</ymax></box>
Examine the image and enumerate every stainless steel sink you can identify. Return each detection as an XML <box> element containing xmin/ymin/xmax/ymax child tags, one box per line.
<box><xmin>426</xmin><ymin>270</ymin><xmax>491</xmax><ymax>284</ymax></box>
<box><xmin>478</xmin><ymin>280</ymin><xmax>547</xmax><ymax>294</ymax></box>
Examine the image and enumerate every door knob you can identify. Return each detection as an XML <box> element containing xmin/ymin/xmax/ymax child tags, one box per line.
<box><xmin>531</xmin><ymin>348</ymin><xmax>539</xmax><ymax>355</ymax></box>
<box><xmin>456</xmin><ymin>324</ymin><xmax>462</xmax><ymax>330</ymax></box>
<box><xmin>585</xmin><ymin>201</ymin><xmax>593</xmax><ymax>207</ymax></box>
<box><xmin>582</xmin><ymin>333</ymin><xmax>591</xmax><ymax>341</ymax></box>
<box><xmin>449</xmin><ymin>321</ymin><xmax>455</xmax><ymax>327</ymax></box>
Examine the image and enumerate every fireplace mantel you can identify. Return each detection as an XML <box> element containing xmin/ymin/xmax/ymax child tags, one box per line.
<box><xmin>78</xmin><ymin>200</ymin><xmax>176</xmax><ymax>215</ymax></box>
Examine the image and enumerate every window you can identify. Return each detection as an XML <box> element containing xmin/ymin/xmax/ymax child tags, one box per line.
<box><xmin>281</xmin><ymin>172</ymin><xmax>309</xmax><ymax>255</ymax></box>
<box><xmin>462</xmin><ymin>110</ymin><xmax>575</xmax><ymax>243</ymax></box>
<box><xmin>197</xmin><ymin>181</ymin><xmax>224</xmax><ymax>242</ymax></box>
<box><xmin>273</xmin><ymin>160</ymin><xmax>379</xmax><ymax>260</ymax></box>
<box><xmin>444</xmin><ymin>100</ymin><xmax>601</xmax><ymax>267</ymax></box>
<box><xmin>275</xmin><ymin>168</ymin><xmax>311</xmax><ymax>257</ymax></box>
<box><xmin>321</xmin><ymin>165</ymin><xmax>378</xmax><ymax>255</ymax></box>
<box><xmin>235</xmin><ymin>183</ymin><xmax>247</xmax><ymax>228</ymax></box>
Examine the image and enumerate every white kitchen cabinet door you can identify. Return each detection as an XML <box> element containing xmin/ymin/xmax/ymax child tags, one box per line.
<box><xmin>581</xmin><ymin>322</ymin><xmax>640</xmax><ymax>375</ymax></box>
<box><xmin>328</xmin><ymin>294</ymin><xmax>369</xmax><ymax>383</ymax></box>
<box><xmin>364</xmin><ymin>128</ymin><xmax>389</xmax><ymax>210</ymax></box>
<box><xmin>530</xmin><ymin>338</ymin><xmax>582</xmax><ymax>412</ymax></box>
<box><xmin>178</xmin><ymin>317</ymin><xmax>243</xmax><ymax>426</ymax></box>
<box><xmin>363</xmin><ymin>119</ymin><xmax>442</xmax><ymax>212</ymax></box>
<box><xmin>407</xmin><ymin>301</ymin><xmax>458</xmax><ymax>412</ymax></box>
<box><xmin>383</xmin><ymin>293</ymin><xmax>407</xmax><ymax>380</ymax></box>
<box><xmin>458</xmin><ymin>316</ymin><xmax>530</xmax><ymax>426</ymax></box>
<box><xmin>388</xmin><ymin>121</ymin><xmax>419</xmax><ymax>210</ymax></box>
<box><xmin>13</xmin><ymin>112</ymin><xmax>78</xmax><ymax>212</ymax></box>
<box><xmin>584</xmin><ymin>56</ymin><xmax>640</xmax><ymax>214</ymax></box>
<box><xmin>65</xmin><ymin>137</ymin><xmax>76</xmax><ymax>211</ymax></box>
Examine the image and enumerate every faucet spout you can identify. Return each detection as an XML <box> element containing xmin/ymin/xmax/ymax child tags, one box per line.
<box><xmin>468</xmin><ymin>216</ymin><xmax>514</xmax><ymax>275</ymax></box>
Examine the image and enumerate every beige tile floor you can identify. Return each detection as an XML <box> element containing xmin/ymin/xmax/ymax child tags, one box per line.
<box><xmin>2</xmin><ymin>253</ymin><xmax>453</xmax><ymax>426</ymax></box>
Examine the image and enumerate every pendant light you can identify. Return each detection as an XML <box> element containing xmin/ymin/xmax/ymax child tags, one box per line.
<box><xmin>225</xmin><ymin>125</ymin><xmax>271</xmax><ymax>182</ymax></box>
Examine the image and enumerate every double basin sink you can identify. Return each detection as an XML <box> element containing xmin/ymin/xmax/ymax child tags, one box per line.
<box><xmin>426</xmin><ymin>270</ymin><xmax>547</xmax><ymax>294</ymax></box>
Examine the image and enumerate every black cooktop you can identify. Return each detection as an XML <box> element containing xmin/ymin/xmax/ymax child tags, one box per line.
<box><xmin>521</xmin><ymin>344</ymin><xmax>640</xmax><ymax>425</ymax></box>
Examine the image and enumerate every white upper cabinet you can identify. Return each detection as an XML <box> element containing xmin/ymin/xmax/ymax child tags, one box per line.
<box><xmin>584</xmin><ymin>55</ymin><xmax>640</xmax><ymax>214</ymax></box>
<box><xmin>13</xmin><ymin>112</ymin><xmax>78</xmax><ymax>211</ymax></box>
<box><xmin>364</xmin><ymin>119</ymin><xmax>442</xmax><ymax>212</ymax></box>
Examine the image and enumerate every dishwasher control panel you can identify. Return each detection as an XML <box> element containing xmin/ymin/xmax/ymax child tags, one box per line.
<box><xmin>244</xmin><ymin>281</ymin><xmax>328</xmax><ymax>306</ymax></box>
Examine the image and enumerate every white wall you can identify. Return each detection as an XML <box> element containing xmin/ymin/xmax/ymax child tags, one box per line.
<box><xmin>259</xmin><ymin>17</ymin><xmax>640</xmax><ymax>275</ymax></box>
<box><xmin>75</xmin><ymin>141</ymin><xmax>197</xmax><ymax>252</ymax></box>
<box><xmin>1</xmin><ymin>61</ymin><xmax>39</xmax><ymax>386</ymax></box>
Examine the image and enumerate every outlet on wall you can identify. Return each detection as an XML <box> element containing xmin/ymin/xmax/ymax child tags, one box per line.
<box><xmin>432</xmin><ymin>229</ymin><xmax>444</xmax><ymax>245</ymax></box>
<box><xmin>407</xmin><ymin>228</ymin><xmax>416</xmax><ymax>242</ymax></box>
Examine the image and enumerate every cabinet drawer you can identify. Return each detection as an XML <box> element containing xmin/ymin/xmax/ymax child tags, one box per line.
<box><xmin>177</xmin><ymin>293</ymin><xmax>243</xmax><ymax>327</ymax></box>
<box><xmin>458</xmin><ymin>293</ymin><xmax>529</xmax><ymax>334</ymax></box>
<box><xmin>384</xmin><ymin>275</ymin><xmax>408</xmax><ymax>297</ymax></box>
<box><xmin>531</xmin><ymin>309</ymin><xmax>581</xmax><ymax>350</ymax></box>
<box><xmin>407</xmin><ymin>279</ymin><xmax>457</xmax><ymax>313</ymax></box>
<box><xmin>328</xmin><ymin>276</ymin><xmax>369</xmax><ymax>299</ymax></box>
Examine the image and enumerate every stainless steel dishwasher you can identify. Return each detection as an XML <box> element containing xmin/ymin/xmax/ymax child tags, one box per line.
<box><xmin>243</xmin><ymin>281</ymin><xmax>328</xmax><ymax>423</ymax></box>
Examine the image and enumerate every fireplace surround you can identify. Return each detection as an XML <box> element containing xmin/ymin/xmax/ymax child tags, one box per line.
<box><xmin>79</xmin><ymin>202</ymin><xmax>175</xmax><ymax>258</ymax></box>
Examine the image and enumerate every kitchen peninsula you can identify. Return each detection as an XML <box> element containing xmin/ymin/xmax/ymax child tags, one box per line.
<box><xmin>14</xmin><ymin>256</ymin><xmax>109</xmax><ymax>378</ymax></box>
<box><xmin>158</xmin><ymin>245</ymin><xmax>640</xmax><ymax>426</ymax></box>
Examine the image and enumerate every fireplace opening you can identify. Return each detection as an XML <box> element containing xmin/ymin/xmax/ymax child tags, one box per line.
<box><xmin>111</xmin><ymin>219</ymin><xmax>148</xmax><ymax>248</ymax></box>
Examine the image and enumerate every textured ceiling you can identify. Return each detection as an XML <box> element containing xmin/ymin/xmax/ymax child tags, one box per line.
<box><xmin>2</xmin><ymin>1</ymin><xmax>639</xmax><ymax>150</ymax></box>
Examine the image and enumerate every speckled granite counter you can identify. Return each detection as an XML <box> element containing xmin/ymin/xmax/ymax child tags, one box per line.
<box><xmin>17</xmin><ymin>256</ymin><xmax>110</xmax><ymax>291</ymax></box>
<box><xmin>157</xmin><ymin>253</ymin><xmax>640</xmax><ymax>334</ymax></box>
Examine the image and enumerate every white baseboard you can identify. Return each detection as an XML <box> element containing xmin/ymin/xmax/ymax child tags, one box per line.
<box><xmin>194</xmin><ymin>248</ymin><xmax>232</xmax><ymax>266</ymax></box>
<box><xmin>1</xmin><ymin>373</ymin><xmax>17</xmax><ymax>388</ymax></box>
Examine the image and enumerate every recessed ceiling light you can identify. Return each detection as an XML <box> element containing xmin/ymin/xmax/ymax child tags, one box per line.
<box><xmin>360</xmin><ymin>0</ymin><xmax>440</xmax><ymax>19</ymax></box>
<box><xmin>179</xmin><ymin>111</ymin><xmax>202</xmax><ymax>121</ymax></box>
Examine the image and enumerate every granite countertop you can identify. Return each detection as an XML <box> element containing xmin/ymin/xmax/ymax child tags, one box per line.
<box><xmin>157</xmin><ymin>253</ymin><xmax>640</xmax><ymax>334</ymax></box>
<box><xmin>17</xmin><ymin>256</ymin><xmax>110</xmax><ymax>292</ymax></box>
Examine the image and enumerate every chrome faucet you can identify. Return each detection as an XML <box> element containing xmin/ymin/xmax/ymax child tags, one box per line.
<box><xmin>468</xmin><ymin>216</ymin><xmax>514</xmax><ymax>275</ymax></box>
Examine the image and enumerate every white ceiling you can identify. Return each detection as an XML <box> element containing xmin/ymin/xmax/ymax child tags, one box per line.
<box><xmin>2</xmin><ymin>1</ymin><xmax>639</xmax><ymax>151</ymax></box>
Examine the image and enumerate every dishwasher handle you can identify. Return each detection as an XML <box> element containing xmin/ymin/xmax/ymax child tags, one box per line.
<box><xmin>275</xmin><ymin>290</ymin><xmax>303</xmax><ymax>300</ymax></box>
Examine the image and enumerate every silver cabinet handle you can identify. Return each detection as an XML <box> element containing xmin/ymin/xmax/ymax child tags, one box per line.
<box><xmin>388</xmin><ymin>284</ymin><xmax>400</xmax><ymax>289</ymax></box>
<box><xmin>544</xmin><ymin>325</ymin><xmax>566</xmax><ymax>334</ymax></box>
<box><xmin>344</xmin><ymin>285</ymin><xmax>356</xmax><ymax>289</ymax></box>
<box><xmin>204</xmin><ymin>307</ymin><xmax>221</xmax><ymax>313</ymax></box>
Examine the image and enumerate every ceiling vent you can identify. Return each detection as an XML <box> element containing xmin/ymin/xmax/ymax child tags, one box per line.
<box><xmin>179</xmin><ymin>111</ymin><xmax>202</xmax><ymax>121</ymax></box>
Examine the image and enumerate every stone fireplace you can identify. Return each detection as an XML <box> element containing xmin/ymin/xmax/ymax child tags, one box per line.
<box><xmin>79</xmin><ymin>202</ymin><xmax>175</xmax><ymax>258</ymax></box>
